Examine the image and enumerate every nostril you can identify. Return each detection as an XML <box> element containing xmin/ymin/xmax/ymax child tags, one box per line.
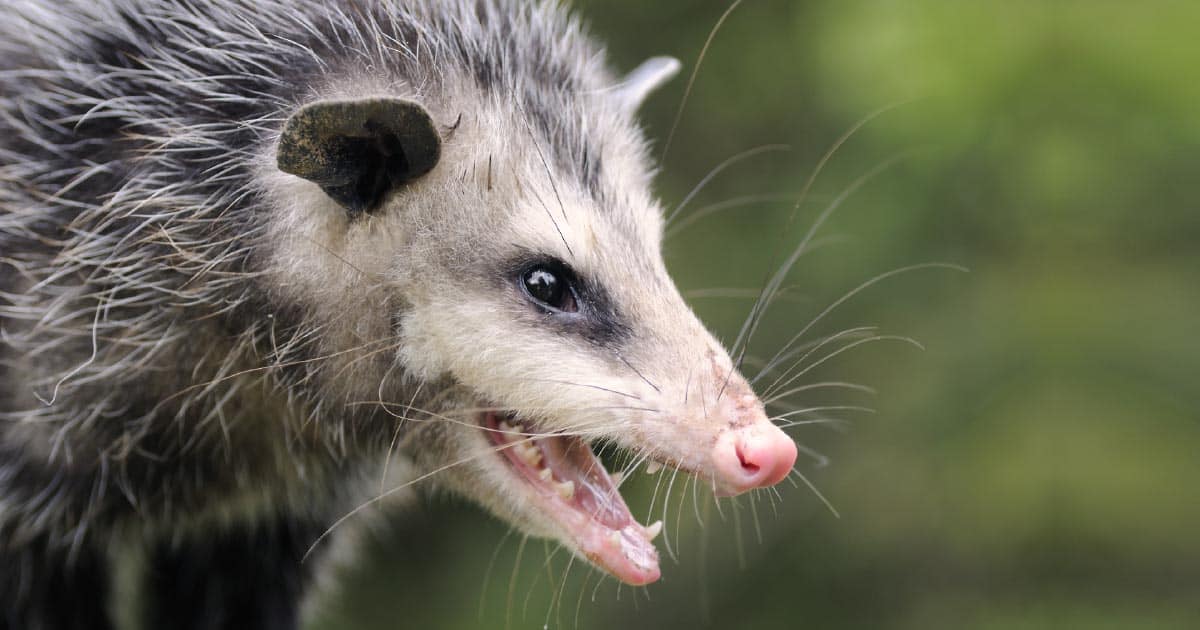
<box><xmin>713</xmin><ymin>434</ymin><xmax>756</xmax><ymax>494</ymax></box>
<box><xmin>734</xmin><ymin>442</ymin><xmax>761</xmax><ymax>476</ymax></box>
<box><xmin>713</xmin><ymin>426</ymin><xmax>798</xmax><ymax>496</ymax></box>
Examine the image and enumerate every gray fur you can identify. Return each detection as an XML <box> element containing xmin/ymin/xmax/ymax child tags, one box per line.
<box><xmin>0</xmin><ymin>0</ymin><xmax>773</xmax><ymax>627</ymax></box>
<box><xmin>0</xmin><ymin>0</ymin><xmax>621</xmax><ymax>543</ymax></box>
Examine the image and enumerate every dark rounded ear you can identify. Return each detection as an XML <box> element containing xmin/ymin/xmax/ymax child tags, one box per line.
<box><xmin>276</xmin><ymin>98</ymin><xmax>442</xmax><ymax>217</ymax></box>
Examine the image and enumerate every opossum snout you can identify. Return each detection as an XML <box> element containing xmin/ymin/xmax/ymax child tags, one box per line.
<box><xmin>711</xmin><ymin>422</ymin><xmax>797</xmax><ymax>497</ymax></box>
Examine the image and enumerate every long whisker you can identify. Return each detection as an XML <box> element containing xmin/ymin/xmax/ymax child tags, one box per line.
<box><xmin>645</xmin><ymin>455</ymin><xmax>670</xmax><ymax>526</ymax></box>
<box><xmin>546</xmin><ymin>552</ymin><xmax>576</xmax><ymax>630</ymax></box>
<box><xmin>525</xmin><ymin>541</ymin><xmax>565</xmax><ymax>620</ymax></box>
<box><xmin>762</xmin><ymin>381</ymin><xmax>876</xmax><ymax>405</ymax></box>
<box><xmin>327</xmin><ymin>338</ymin><xmax>406</xmax><ymax>383</ymax></box>
<box><xmin>749</xmin><ymin>490</ymin><xmax>764</xmax><ymax>544</ymax></box>
<box><xmin>666</xmin><ymin>193</ymin><xmax>797</xmax><ymax>239</ymax></box>
<box><xmin>759</xmin><ymin>326</ymin><xmax>878</xmax><ymax>396</ymax></box>
<box><xmin>730</xmin><ymin>496</ymin><xmax>746</xmax><ymax>569</ymax></box>
<box><xmin>793</xmin><ymin>441</ymin><xmax>832</xmax><ymax>468</ymax></box>
<box><xmin>517</xmin><ymin>106</ymin><xmax>569</xmax><ymax>225</ymax></box>
<box><xmin>755</xmin><ymin>263</ymin><xmax>968</xmax><ymax>384</ymax></box>
<box><xmin>706</xmin><ymin>122</ymin><xmax>930</xmax><ymax>452</ymax></box>
<box><xmin>775</xmin><ymin>417</ymin><xmax>849</xmax><ymax>430</ymax></box>
<box><xmin>673</xmin><ymin>471</ymin><xmax>691</xmax><ymax>557</ymax></box>
<box><xmin>692</xmin><ymin>469</ymin><xmax>705</xmax><ymax>527</ymax></box>
<box><xmin>505</xmin><ymin>535</ymin><xmax>528</xmax><ymax>630</ymax></box>
<box><xmin>660</xmin><ymin>0</ymin><xmax>747</xmax><ymax>166</ymax></box>
<box><xmin>159</xmin><ymin>334</ymin><xmax>400</xmax><ymax>406</ymax></box>
<box><xmin>379</xmin><ymin>379</ymin><xmax>423</xmax><ymax>495</ymax></box>
<box><xmin>479</xmin><ymin>528</ymin><xmax>515</xmax><ymax>623</ymax></box>
<box><xmin>479</xmin><ymin>376</ymin><xmax>643</xmax><ymax>401</ymax></box>
<box><xmin>768</xmin><ymin>405</ymin><xmax>876</xmax><ymax>420</ymax></box>
<box><xmin>665</xmin><ymin>145</ymin><xmax>791</xmax><ymax>225</ymax></box>
<box><xmin>783</xmin><ymin>100</ymin><xmax>914</xmax><ymax>230</ymax></box>
<box><xmin>787</xmin><ymin>467</ymin><xmax>840</xmax><ymax>518</ymax></box>
<box><xmin>683</xmin><ymin>284</ymin><xmax>807</xmax><ymax>302</ymax></box>
<box><xmin>303</xmin><ymin>429</ymin><xmax>609</xmax><ymax>562</ymax></box>
<box><xmin>344</xmin><ymin>401</ymin><xmax>663</xmax><ymax>436</ymax></box>
<box><xmin>726</xmin><ymin>150</ymin><xmax>921</xmax><ymax>388</ymax></box>
<box><xmin>766</xmin><ymin>335</ymin><xmax>924</xmax><ymax>401</ymax></box>
<box><xmin>749</xmin><ymin>326</ymin><xmax>877</xmax><ymax>379</ymax></box>
<box><xmin>660</xmin><ymin>465</ymin><xmax>681</xmax><ymax>561</ymax></box>
<box><xmin>617</xmin><ymin>354</ymin><xmax>660</xmax><ymax>394</ymax></box>
<box><xmin>296</xmin><ymin>232</ymin><xmax>388</xmax><ymax>280</ymax></box>
<box><xmin>509</xmin><ymin>155</ymin><xmax>573</xmax><ymax>258</ymax></box>
<box><xmin>574</xmin><ymin>566</ymin><xmax>594</xmax><ymax>630</ymax></box>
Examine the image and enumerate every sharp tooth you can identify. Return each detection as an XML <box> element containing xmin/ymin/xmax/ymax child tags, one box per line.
<box><xmin>499</xmin><ymin>422</ymin><xmax>522</xmax><ymax>443</ymax></box>
<box><xmin>645</xmin><ymin>461</ymin><xmax>662</xmax><ymax>475</ymax></box>
<box><xmin>538</xmin><ymin>468</ymin><xmax>553</xmax><ymax>482</ymax></box>
<box><xmin>644</xmin><ymin>520</ymin><xmax>663</xmax><ymax>541</ymax></box>
<box><xmin>609</xmin><ymin>470</ymin><xmax>625</xmax><ymax>486</ymax></box>
<box><xmin>608</xmin><ymin>531</ymin><xmax>621</xmax><ymax>547</ymax></box>
<box><xmin>554</xmin><ymin>480</ymin><xmax>575</xmax><ymax>501</ymax></box>
<box><xmin>516</xmin><ymin>442</ymin><xmax>542</xmax><ymax>466</ymax></box>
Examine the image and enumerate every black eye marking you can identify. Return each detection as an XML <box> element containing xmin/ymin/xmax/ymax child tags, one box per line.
<box><xmin>519</xmin><ymin>261</ymin><xmax>579</xmax><ymax>313</ymax></box>
<box><xmin>502</xmin><ymin>254</ymin><xmax>630</xmax><ymax>347</ymax></box>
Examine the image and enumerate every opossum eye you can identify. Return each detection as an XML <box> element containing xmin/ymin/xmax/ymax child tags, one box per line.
<box><xmin>520</xmin><ymin>263</ymin><xmax>579</xmax><ymax>313</ymax></box>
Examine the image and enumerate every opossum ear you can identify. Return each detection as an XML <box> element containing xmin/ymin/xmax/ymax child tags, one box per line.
<box><xmin>276</xmin><ymin>98</ymin><xmax>442</xmax><ymax>217</ymax></box>
<box><xmin>615</xmin><ymin>57</ymin><xmax>681</xmax><ymax>112</ymax></box>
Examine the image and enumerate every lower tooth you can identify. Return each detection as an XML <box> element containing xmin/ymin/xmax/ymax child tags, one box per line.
<box><xmin>608</xmin><ymin>531</ymin><xmax>621</xmax><ymax>547</ymax></box>
<box><xmin>645</xmin><ymin>461</ymin><xmax>662</xmax><ymax>475</ymax></box>
<box><xmin>644</xmin><ymin>520</ymin><xmax>663</xmax><ymax>541</ymax></box>
<box><xmin>609</xmin><ymin>471</ymin><xmax>625</xmax><ymax>485</ymax></box>
<box><xmin>538</xmin><ymin>468</ymin><xmax>553</xmax><ymax>482</ymax></box>
<box><xmin>555</xmin><ymin>480</ymin><xmax>575</xmax><ymax>500</ymax></box>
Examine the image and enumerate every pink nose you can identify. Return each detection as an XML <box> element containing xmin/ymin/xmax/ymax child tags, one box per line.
<box><xmin>712</xmin><ymin>424</ymin><xmax>798</xmax><ymax>497</ymax></box>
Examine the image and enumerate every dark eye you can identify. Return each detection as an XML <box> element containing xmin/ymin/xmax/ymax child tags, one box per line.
<box><xmin>520</xmin><ymin>264</ymin><xmax>579</xmax><ymax>313</ymax></box>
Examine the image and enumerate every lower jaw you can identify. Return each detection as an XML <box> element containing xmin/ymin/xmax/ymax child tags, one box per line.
<box><xmin>480</xmin><ymin>410</ymin><xmax>661</xmax><ymax>585</ymax></box>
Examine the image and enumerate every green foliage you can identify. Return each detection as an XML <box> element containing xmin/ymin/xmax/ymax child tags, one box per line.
<box><xmin>312</xmin><ymin>2</ymin><xmax>1200</xmax><ymax>628</ymax></box>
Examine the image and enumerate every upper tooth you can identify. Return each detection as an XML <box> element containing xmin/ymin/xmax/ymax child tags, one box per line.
<box><xmin>645</xmin><ymin>461</ymin><xmax>662</xmax><ymax>475</ymax></box>
<box><xmin>500</xmin><ymin>420</ymin><xmax>527</xmax><ymax>437</ymax></box>
<box><xmin>554</xmin><ymin>480</ymin><xmax>575</xmax><ymax>501</ymax></box>
<box><xmin>516</xmin><ymin>442</ymin><xmax>542</xmax><ymax>466</ymax></box>
<box><xmin>538</xmin><ymin>468</ymin><xmax>553</xmax><ymax>482</ymax></box>
<box><xmin>644</xmin><ymin>520</ymin><xmax>663</xmax><ymax>541</ymax></box>
<box><xmin>607</xmin><ymin>531</ymin><xmax>622</xmax><ymax>547</ymax></box>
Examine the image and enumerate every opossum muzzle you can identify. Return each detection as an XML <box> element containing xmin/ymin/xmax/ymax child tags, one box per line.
<box><xmin>481</xmin><ymin>411</ymin><xmax>661</xmax><ymax>585</ymax></box>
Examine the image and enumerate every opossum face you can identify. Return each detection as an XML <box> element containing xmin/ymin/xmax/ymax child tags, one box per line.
<box><xmin>273</xmin><ymin>62</ymin><xmax>796</xmax><ymax>585</ymax></box>
<box><xmin>396</xmin><ymin>167</ymin><xmax>798</xmax><ymax>584</ymax></box>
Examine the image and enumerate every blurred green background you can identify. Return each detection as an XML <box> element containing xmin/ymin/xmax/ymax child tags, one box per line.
<box><xmin>311</xmin><ymin>1</ymin><xmax>1200</xmax><ymax>628</ymax></box>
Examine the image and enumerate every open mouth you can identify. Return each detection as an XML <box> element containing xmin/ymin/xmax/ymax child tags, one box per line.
<box><xmin>481</xmin><ymin>410</ymin><xmax>662</xmax><ymax>585</ymax></box>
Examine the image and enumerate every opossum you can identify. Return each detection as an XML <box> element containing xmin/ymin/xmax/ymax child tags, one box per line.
<box><xmin>0</xmin><ymin>0</ymin><xmax>799</xmax><ymax>628</ymax></box>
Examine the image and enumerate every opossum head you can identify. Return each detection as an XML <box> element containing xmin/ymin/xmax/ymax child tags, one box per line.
<box><xmin>271</xmin><ymin>59</ymin><xmax>795</xmax><ymax>585</ymax></box>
